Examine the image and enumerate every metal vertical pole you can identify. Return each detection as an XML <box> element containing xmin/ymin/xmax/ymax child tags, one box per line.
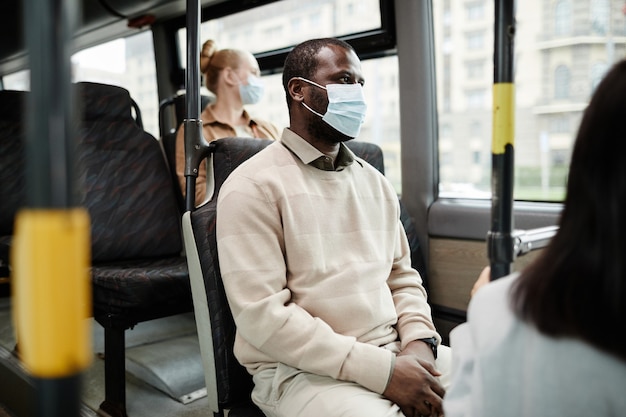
<box><xmin>13</xmin><ymin>0</ymin><xmax>91</xmax><ymax>416</ymax></box>
<box><xmin>488</xmin><ymin>0</ymin><xmax>516</xmax><ymax>280</ymax></box>
<box><xmin>183</xmin><ymin>0</ymin><xmax>209</xmax><ymax>212</ymax></box>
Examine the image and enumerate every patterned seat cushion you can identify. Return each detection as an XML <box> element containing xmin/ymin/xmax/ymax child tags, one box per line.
<box><xmin>92</xmin><ymin>256</ymin><xmax>191</xmax><ymax>322</ymax></box>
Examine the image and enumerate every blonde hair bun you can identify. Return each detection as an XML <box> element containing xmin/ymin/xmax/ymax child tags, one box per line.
<box><xmin>200</xmin><ymin>39</ymin><xmax>218</xmax><ymax>73</ymax></box>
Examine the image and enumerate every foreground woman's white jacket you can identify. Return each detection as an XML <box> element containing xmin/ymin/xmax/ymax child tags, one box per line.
<box><xmin>444</xmin><ymin>273</ymin><xmax>626</xmax><ymax>417</ymax></box>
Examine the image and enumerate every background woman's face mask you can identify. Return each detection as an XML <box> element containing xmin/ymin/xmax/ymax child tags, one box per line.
<box><xmin>239</xmin><ymin>74</ymin><xmax>264</xmax><ymax>105</ymax></box>
<box><xmin>296</xmin><ymin>77</ymin><xmax>367</xmax><ymax>138</ymax></box>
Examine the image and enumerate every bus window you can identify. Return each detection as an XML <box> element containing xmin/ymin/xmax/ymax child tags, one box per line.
<box><xmin>176</xmin><ymin>0</ymin><xmax>402</xmax><ymax>193</ymax></box>
<box><xmin>177</xmin><ymin>0</ymin><xmax>381</xmax><ymax>56</ymax></box>
<box><xmin>3</xmin><ymin>70</ymin><xmax>30</xmax><ymax>90</ymax></box>
<box><xmin>71</xmin><ymin>31</ymin><xmax>159</xmax><ymax>138</ymax></box>
<box><xmin>433</xmin><ymin>0</ymin><xmax>625</xmax><ymax>202</ymax></box>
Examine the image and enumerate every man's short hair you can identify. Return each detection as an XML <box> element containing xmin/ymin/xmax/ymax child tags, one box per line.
<box><xmin>282</xmin><ymin>38</ymin><xmax>355</xmax><ymax>107</ymax></box>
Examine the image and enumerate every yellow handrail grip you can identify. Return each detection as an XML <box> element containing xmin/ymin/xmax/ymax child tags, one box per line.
<box><xmin>492</xmin><ymin>83</ymin><xmax>515</xmax><ymax>155</ymax></box>
<box><xmin>12</xmin><ymin>209</ymin><xmax>92</xmax><ymax>377</ymax></box>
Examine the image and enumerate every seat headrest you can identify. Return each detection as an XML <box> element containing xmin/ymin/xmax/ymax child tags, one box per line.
<box><xmin>0</xmin><ymin>90</ymin><xmax>28</xmax><ymax>121</ymax></box>
<box><xmin>0</xmin><ymin>84</ymin><xmax>136</xmax><ymax>123</ymax></box>
<box><xmin>210</xmin><ymin>137</ymin><xmax>273</xmax><ymax>196</ymax></box>
<box><xmin>75</xmin><ymin>82</ymin><xmax>133</xmax><ymax>121</ymax></box>
<box><xmin>173</xmin><ymin>93</ymin><xmax>214</xmax><ymax>128</ymax></box>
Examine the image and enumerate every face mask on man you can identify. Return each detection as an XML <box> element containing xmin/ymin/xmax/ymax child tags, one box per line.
<box><xmin>239</xmin><ymin>74</ymin><xmax>264</xmax><ymax>105</ymax></box>
<box><xmin>296</xmin><ymin>77</ymin><xmax>367</xmax><ymax>138</ymax></box>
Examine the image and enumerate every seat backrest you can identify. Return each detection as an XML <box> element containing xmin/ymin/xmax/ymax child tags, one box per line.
<box><xmin>75</xmin><ymin>82</ymin><xmax>183</xmax><ymax>262</ymax></box>
<box><xmin>158</xmin><ymin>93</ymin><xmax>214</xmax><ymax>138</ymax></box>
<box><xmin>0</xmin><ymin>90</ymin><xmax>27</xmax><ymax>237</ymax></box>
<box><xmin>160</xmin><ymin>130</ymin><xmax>186</xmax><ymax>213</ymax></box>
<box><xmin>158</xmin><ymin>93</ymin><xmax>215</xmax><ymax>213</ymax></box>
<box><xmin>0</xmin><ymin>90</ymin><xmax>24</xmax><ymax>274</ymax></box>
<box><xmin>345</xmin><ymin>140</ymin><xmax>385</xmax><ymax>174</ymax></box>
<box><xmin>346</xmin><ymin>141</ymin><xmax>428</xmax><ymax>285</ymax></box>
<box><xmin>173</xmin><ymin>94</ymin><xmax>213</xmax><ymax>132</ymax></box>
<box><xmin>183</xmin><ymin>137</ymin><xmax>272</xmax><ymax>414</ymax></box>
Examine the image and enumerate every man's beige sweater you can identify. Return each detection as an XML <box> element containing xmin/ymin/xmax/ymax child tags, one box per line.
<box><xmin>216</xmin><ymin>129</ymin><xmax>438</xmax><ymax>395</ymax></box>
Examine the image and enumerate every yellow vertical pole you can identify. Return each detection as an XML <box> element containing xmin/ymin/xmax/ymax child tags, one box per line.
<box><xmin>488</xmin><ymin>0</ymin><xmax>516</xmax><ymax>280</ymax></box>
<box><xmin>13</xmin><ymin>0</ymin><xmax>91</xmax><ymax>416</ymax></box>
<box><xmin>12</xmin><ymin>210</ymin><xmax>91</xmax><ymax>414</ymax></box>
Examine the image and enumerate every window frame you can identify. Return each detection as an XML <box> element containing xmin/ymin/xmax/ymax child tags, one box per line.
<box><xmin>166</xmin><ymin>0</ymin><xmax>396</xmax><ymax>77</ymax></box>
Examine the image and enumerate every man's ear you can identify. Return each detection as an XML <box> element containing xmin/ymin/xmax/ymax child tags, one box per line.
<box><xmin>287</xmin><ymin>78</ymin><xmax>305</xmax><ymax>103</ymax></box>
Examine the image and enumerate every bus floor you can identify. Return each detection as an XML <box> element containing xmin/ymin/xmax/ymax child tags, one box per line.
<box><xmin>0</xmin><ymin>293</ymin><xmax>217</xmax><ymax>417</ymax></box>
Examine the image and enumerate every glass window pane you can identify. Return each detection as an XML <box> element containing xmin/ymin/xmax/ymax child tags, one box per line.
<box><xmin>591</xmin><ymin>0</ymin><xmax>610</xmax><ymax>34</ymax></box>
<box><xmin>433</xmin><ymin>0</ymin><xmax>626</xmax><ymax>202</ymax></box>
<box><xmin>3</xmin><ymin>70</ymin><xmax>30</xmax><ymax>90</ymax></box>
<box><xmin>554</xmin><ymin>65</ymin><xmax>571</xmax><ymax>98</ymax></box>
<box><xmin>178</xmin><ymin>0</ymin><xmax>381</xmax><ymax>65</ymax></box>
<box><xmin>71</xmin><ymin>31</ymin><xmax>159</xmax><ymax>138</ymax></box>
<box><xmin>554</xmin><ymin>0</ymin><xmax>572</xmax><ymax>36</ymax></box>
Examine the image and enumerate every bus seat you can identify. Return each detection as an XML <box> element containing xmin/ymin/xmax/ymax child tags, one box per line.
<box><xmin>130</xmin><ymin>98</ymin><xmax>144</xmax><ymax>129</ymax></box>
<box><xmin>182</xmin><ymin>137</ymin><xmax>426</xmax><ymax>417</ymax></box>
<box><xmin>75</xmin><ymin>82</ymin><xmax>192</xmax><ymax>417</ymax></box>
<box><xmin>0</xmin><ymin>83</ymin><xmax>192</xmax><ymax>416</ymax></box>
<box><xmin>345</xmin><ymin>141</ymin><xmax>428</xmax><ymax>288</ymax></box>
<box><xmin>0</xmin><ymin>90</ymin><xmax>27</xmax><ymax>278</ymax></box>
<box><xmin>399</xmin><ymin>199</ymin><xmax>428</xmax><ymax>289</ymax></box>
<box><xmin>158</xmin><ymin>93</ymin><xmax>213</xmax><ymax>138</ymax></box>
<box><xmin>183</xmin><ymin>137</ymin><xmax>271</xmax><ymax>417</ymax></box>
<box><xmin>160</xmin><ymin>129</ymin><xmax>185</xmax><ymax>213</ymax></box>
<box><xmin>158</xmin><ymin>93</ymin><xmax>214</xmax><ymax>213</ymax></box>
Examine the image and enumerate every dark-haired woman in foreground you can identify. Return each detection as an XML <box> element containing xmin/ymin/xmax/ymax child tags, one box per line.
<box><xmin>444</xmin><ymin>60</ymin><xmax>626</xmax><ymax>416</ymax></box>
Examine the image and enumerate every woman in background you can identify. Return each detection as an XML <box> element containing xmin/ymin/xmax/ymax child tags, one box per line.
<box><xmin>176</xmin><ymin>39</ymin><xmax>280</xmax><ymax>206</ymax></box>
<box><xmin>444</xmin><ymin>60</ymin><xmax>626</xmax><ymax>416</ymax></box>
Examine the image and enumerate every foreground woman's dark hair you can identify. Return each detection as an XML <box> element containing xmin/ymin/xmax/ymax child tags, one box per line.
<box><xmin>513</xmin><ymin>59</ymin><xmax>626</xmax><ymax>362</ymax></box>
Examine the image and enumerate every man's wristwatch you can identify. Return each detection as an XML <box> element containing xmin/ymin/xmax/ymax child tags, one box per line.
<box><xmin>418</xmin><ymin>337</ymin><xmax>438</xmax><ymax>359</ymax></box>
